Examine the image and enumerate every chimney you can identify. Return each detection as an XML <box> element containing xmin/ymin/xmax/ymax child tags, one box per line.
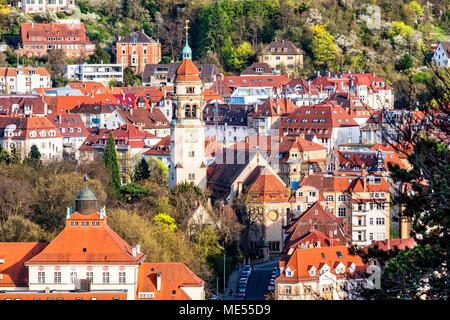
<box><xmin>136</xmin><ymin>244</ymin><xmax>140</xmax><ymax>254</ymax></box>
<box><xmin>329</xmin><ymin>231</ymin><xmax>333</xmax><ymax>246</ymax></box>
<box><xmin>45</xmin><ymin>287</ymin><xmax>50</xmax><ymax>294</ymax></box>
<box><xmin>362</xmin><ymin>169</ymin><xmax>367</xmax><ymax>193</ymax></box>
<box><xmin>132</xmin><ymin>247</ymin><xmax>137</xmax><ymax>257</ymax></box>
<box><xmin>276</xmin><ymin>104</ymin><xmax>280</xmax><ymax>114</ymax></box>
<box><xmin>157</xmin><ymin>271</ymin><xmax>161</xmax><ymax>292</ymax></box>
<box><xmin>317</xmin><ymin>240</ymin><xmax>321</xmax><ymax>248</ymax></box>
<box><xmin>310</xmin><ymin>226</ymin><xmax>315</xmax><ymax>233</ymax></box>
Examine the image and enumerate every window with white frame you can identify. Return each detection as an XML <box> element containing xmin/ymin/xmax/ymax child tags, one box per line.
<box><xmin>119</xmin><ymin>272</ymin><xmax>126</xmax><ymax>284</ymax></box>
<box><xmin>38</xmin><ymin>272</ymin><xmax>45</xmax><ymax>284</ymax></box>
<box><xmin>102</xmin><ymin>272</ymin><xmax>110</xmax><ymax>284</ymax></box>
<box><xmin>325</xmin><ymin>195</ymin><xmax>334</xmax><ymax>202</ymax></box>
<box><xmin>338</xmin><ymin>194</ymin><xmax>346</xmax><ymax>202</ymax></box>
<box><xmin>86</xmin><ymin>272</ymin><xmax>94</xmax><ymax>283</ymax></box>
<box><xmin>54</xmin><ymin>272</ymin><xmax>61</xmax><ymax>283</ymax></box>
<box><xmin>285</xmin><ymin>286</ymin><xmax>292</xmax><ymax>294</ymax></box>
<box><xmin>70</xmin><ymin>272</ymin><xmax>77</xmax><ymax>283</ymax></box>
<box><xmin>338</xmin><ymin>207</ymin><xmax>346</xmax><ymax>217</ymax></box>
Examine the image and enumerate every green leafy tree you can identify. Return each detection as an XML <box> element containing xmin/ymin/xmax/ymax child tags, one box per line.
<box><xmin>123</xmin><ymin>66</ymin><xmax>141</xmax><ymax>87</ymax></box>
<box><xmin>0</xmin><ymin>215</ymin><xmax>43</xmax><ymax>242</ymax></box>
<box><xmin>309</xmin><ymin>24</ymin><xmax>337</xmax><ymax>69</ymax></box>
<box><xmin>89</xmin><ymin>46</ymin><xmax>111</xmax><ymax>64</ymax></box>
<box><xmin>24</xmin><ymin>145</ymin><xmax>42</xmax><ymax>168</ymax></box>
<box><xmin>8</xmin><ymin>145</ymin><xmax>21</xmax><ymax>165</ymax></box>
<box><xmin>396</xmin><ymin>54</ymin><xmax>413</xmax><ymax>72</ymax></box>
<box><xmin>222</xmin><ymin>40</ymin><xmax>256</xmax><ymax>72</ymax></box>
<box><xmin>146</xmin><ymin>156</ymin><xmax>168</xmax><ymax>185</ymax></box>
<box><xmin>119</xmin><ymin>182</ymin><xmax>150</xmax><ymax>203</ymax></box>
<box><xmin>103</xmin><ymin>132</ymin><xmax>121</xmax><ymax>197</ymax></box>
<box><xmin>0</xmin><ymin>145</ymin><xmax>10</xmax><ymax>163</ymax></box>
<box><xmin>153</xmin><ymin>212</ymin><xmax>177</xmax><ymax>232</ymax></box>
<box><xmin>133</xmin><ymin>157</ymin><xmax>150</xmax><ymax>182</ymax></box>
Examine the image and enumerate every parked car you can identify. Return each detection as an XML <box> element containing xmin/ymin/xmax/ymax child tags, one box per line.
<box><xmin>239</xmin><ymin>278</ymin><xmax>248</xmax><ymax>285</ymax></box>
<box><xmin>238</xmin><ymin>283</ymin><xmax>247</xmax><ymax>290</ymax></box>
<box><xmin>243</xmin><ymin>265</ymin><xmax>252</xmax><ymax>273</ymax></box>
<box><xmin>240</xmin><ymin>272</ymin><xmax>250</xmax><ymax>279</ymax></box>
<box><xmin>236</xmin><ymin>287</ymin><xmax>246</xmax><ymax>300</ymax></box>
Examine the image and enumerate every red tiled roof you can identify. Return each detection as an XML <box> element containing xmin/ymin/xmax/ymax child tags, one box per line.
<box><xmin>26</xmin><ymin>212</ymin><xmax>146</xmax><ymax>265</ymax></box>
<box><xmin>223</xmin><ymin>75</ymin><xmax>290</xmax><ymax>89</ymax></box>
<box><xmin>244</xmin><ymin>166</ymin><xmax>289</xmax><ymax>202</ymax></box>
<box><xmin>0</xmin><ymin>67</ymin><xmax>50</xmax><ymax>77</ymax></box>
<box><xmin>0</xmin><ymin>291</ymin><xmax>127</xmax><ymax>300</ymax></box>
<box><xmin>21</xmin><ymin>23</ymin><xmax>87</xmax><ymax>44</ymax></box>
<box><xmin>45</xmin><ymin>114</ymin><xmax>89</xmax><ymax>138</ymax></box>
<box><xmin>280</xmin><ymin>101</ymin><xmax>359</xmax><ymax>138</ymax></box>
<box><xmin>176</xmin><ymin>59</ymin><xmax>201</xmax><ymax>82</ymax></box>
<box><xmin>0</xmin><ymin>95</ymin><xmax>47</xmax><ymax>116</ymax></box>
<box><xmin>276</xmin><ymin>245</ymin><xmax>366</xmax><ymax>282</ymax></box>
<box><xmin>250</xmin><ymin>97</ymin><xmax>297</xmax><ymax>117</ymax></box>
<box><xmin>0</xmin><ymin>242</ymin><xmax>48</xmax><ymax>287</ymax></box>
<box><xmin>143</xmin><ymin>135</ymin><xmax>170</xmax><ymax>156</ymax></box>
<box><xmin>0</xmin><ymin>115</ymin><xmax>61</xmax><ymax>140</ymax></box>
<box><xmin>115</xmin><ymin>108</ymin><xmax>169</xmax><ymax>130</ymax></box>
<box><xmin>136</xmin><ymin>262</ymin><xmax>204</xmax><ymax>300</ymax></box>
<box><xmin>364</xmin><ymin>238</ymin><xmax>417</xmax><ymax>252</ymax></box>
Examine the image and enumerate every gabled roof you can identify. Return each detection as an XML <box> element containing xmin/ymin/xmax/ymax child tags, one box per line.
<box><xmin>136</xmin><ymin>262</ymin><xmax>204</xmax><ymax>300</ymax></box>
<box><xmin>115</xmin><ymin>108</ymin><xmax>169</xmax><ymax>130</ymax></box>
<box><xmin>243</xmin><ymin>166</ymin><xmax>289</xmax><ymax>203</ymax></box>
<box><xmin>117</xmin><ymin>31</ymin><xmax>157</xmax><ymax>44</ymax></box>
<box><xmin>143</xmin><ymin>135</ymin><xmax>170</xmax><ymax>156</ymax></box>
<box><xmin>0</xmin><ymin>95</ymin><xmax>47</xmax><ymax>116</ymax></box>
<box><xmin>335</xmin><ymin>148</ymin><xmax>405</xmax><ymax>172</ymax></box>
<box><xmin>280</xmin><ymin>101</ymin><xmax>359</xmax><ymax>138</ymax></box>
<box><xmin>262</xmin><ymin>39</ymin><xmax>303</xmax><ymax>55</ymax></box>
<box><xmin>46</xmin><ymin>114</ymin><xmax>89</xmax><ymax>138</ymax></box>
<box><xmin>0</xmin><ymin>115</ymin><xmax>61</xmax><ymax>140</ymax></box>
<box><xmin>241</xmin><ymin>63</ymin><xmax>275</xmax><ymax>75</ymax></box>
<box><xmin>250</xmin><ymin>97</ymin><xmax>297</xmax><ymax>118</ymax></box>
<box><xmin>20</xmin><ymin>22</ymin><xmax>87</xmax><ymax>44</ymax></box>
<box><xmin>207</xmin><ymin>149</ymin><xmax>261</xmax><ymax>199</ymax></box>
<box><xmin>276</xmin><ymin>245</ymin><xmax>366</xmax><ymax>283</ymax></box>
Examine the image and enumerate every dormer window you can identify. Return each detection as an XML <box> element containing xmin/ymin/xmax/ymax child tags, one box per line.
<box><xmin>285</xmin><ymin>267</ymin><xmax>293</xmax><ymax>277</ymax></box>
<box><xmin>348</xmin><ymin>262</ymin><xmax>356</xmax><ymax>273</ymax></box>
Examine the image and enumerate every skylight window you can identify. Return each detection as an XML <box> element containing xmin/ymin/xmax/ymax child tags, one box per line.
<box><xmin>337</xmin><ymin>251</ymin><xmax>343</xmax><ymax>258</ymax></box>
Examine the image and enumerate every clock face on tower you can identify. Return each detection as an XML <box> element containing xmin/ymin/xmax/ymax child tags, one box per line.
<box><xmin>185</xmin><ymin>129</ymin><xmax>198</xmax><ymax>143</ymax></box>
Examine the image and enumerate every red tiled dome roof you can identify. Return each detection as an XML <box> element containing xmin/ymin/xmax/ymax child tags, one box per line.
<box><xmin>176</xmin><ymin>59</ymin><xmax>201</xmax><ymax>82</ymax></box>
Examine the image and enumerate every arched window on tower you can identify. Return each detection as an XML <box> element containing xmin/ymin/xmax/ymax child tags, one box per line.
<box><xmin>191</xmin><ymin>105</ymin><xmax>197</xmax><ymax>118</ymax></box>
<box><xmin>185</xmin><ymin>105</ymin><xmax>191</xmax><ymax>118</ymax></box>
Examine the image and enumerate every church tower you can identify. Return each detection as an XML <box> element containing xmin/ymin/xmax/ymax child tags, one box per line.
<box><xmin>169</xmin><ymin>20</ymin><xmax>207</xmax><ymax>190</ymax></box>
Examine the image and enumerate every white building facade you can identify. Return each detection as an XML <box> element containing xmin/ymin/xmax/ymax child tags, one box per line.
<box><xmin>64</xmin><ymin>64</ymin><xmax>124</xmax><ymax>86</ymax></box>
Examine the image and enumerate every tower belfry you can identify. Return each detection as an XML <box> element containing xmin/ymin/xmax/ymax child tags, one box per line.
<box><xmin>169</xmin><ymin>20</ymin><xmax>207</xmax><ymax>191</ymax></box>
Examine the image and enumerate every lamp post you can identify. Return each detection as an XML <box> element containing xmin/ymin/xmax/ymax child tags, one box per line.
<box><xmin>223</xmin><ymin>251</ymin><xmax>226</xmax><ymax>295</ymax></box>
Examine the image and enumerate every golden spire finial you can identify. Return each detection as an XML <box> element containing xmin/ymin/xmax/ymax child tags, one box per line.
<box><xmin>184</xmin><ymin>19</ymin><xmax>190</xmax><ymax>38</ymax></box>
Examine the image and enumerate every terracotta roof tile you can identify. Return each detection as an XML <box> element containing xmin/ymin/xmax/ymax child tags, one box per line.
<box><xmin>0</xmin><ymin>242</ymin><xmax>48</xmax><ymax>287</ymax></box>
<box><xmin>136</xmin><ymin>262</ymin><xmax>204</xmax><ymax>300</ymax></box>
